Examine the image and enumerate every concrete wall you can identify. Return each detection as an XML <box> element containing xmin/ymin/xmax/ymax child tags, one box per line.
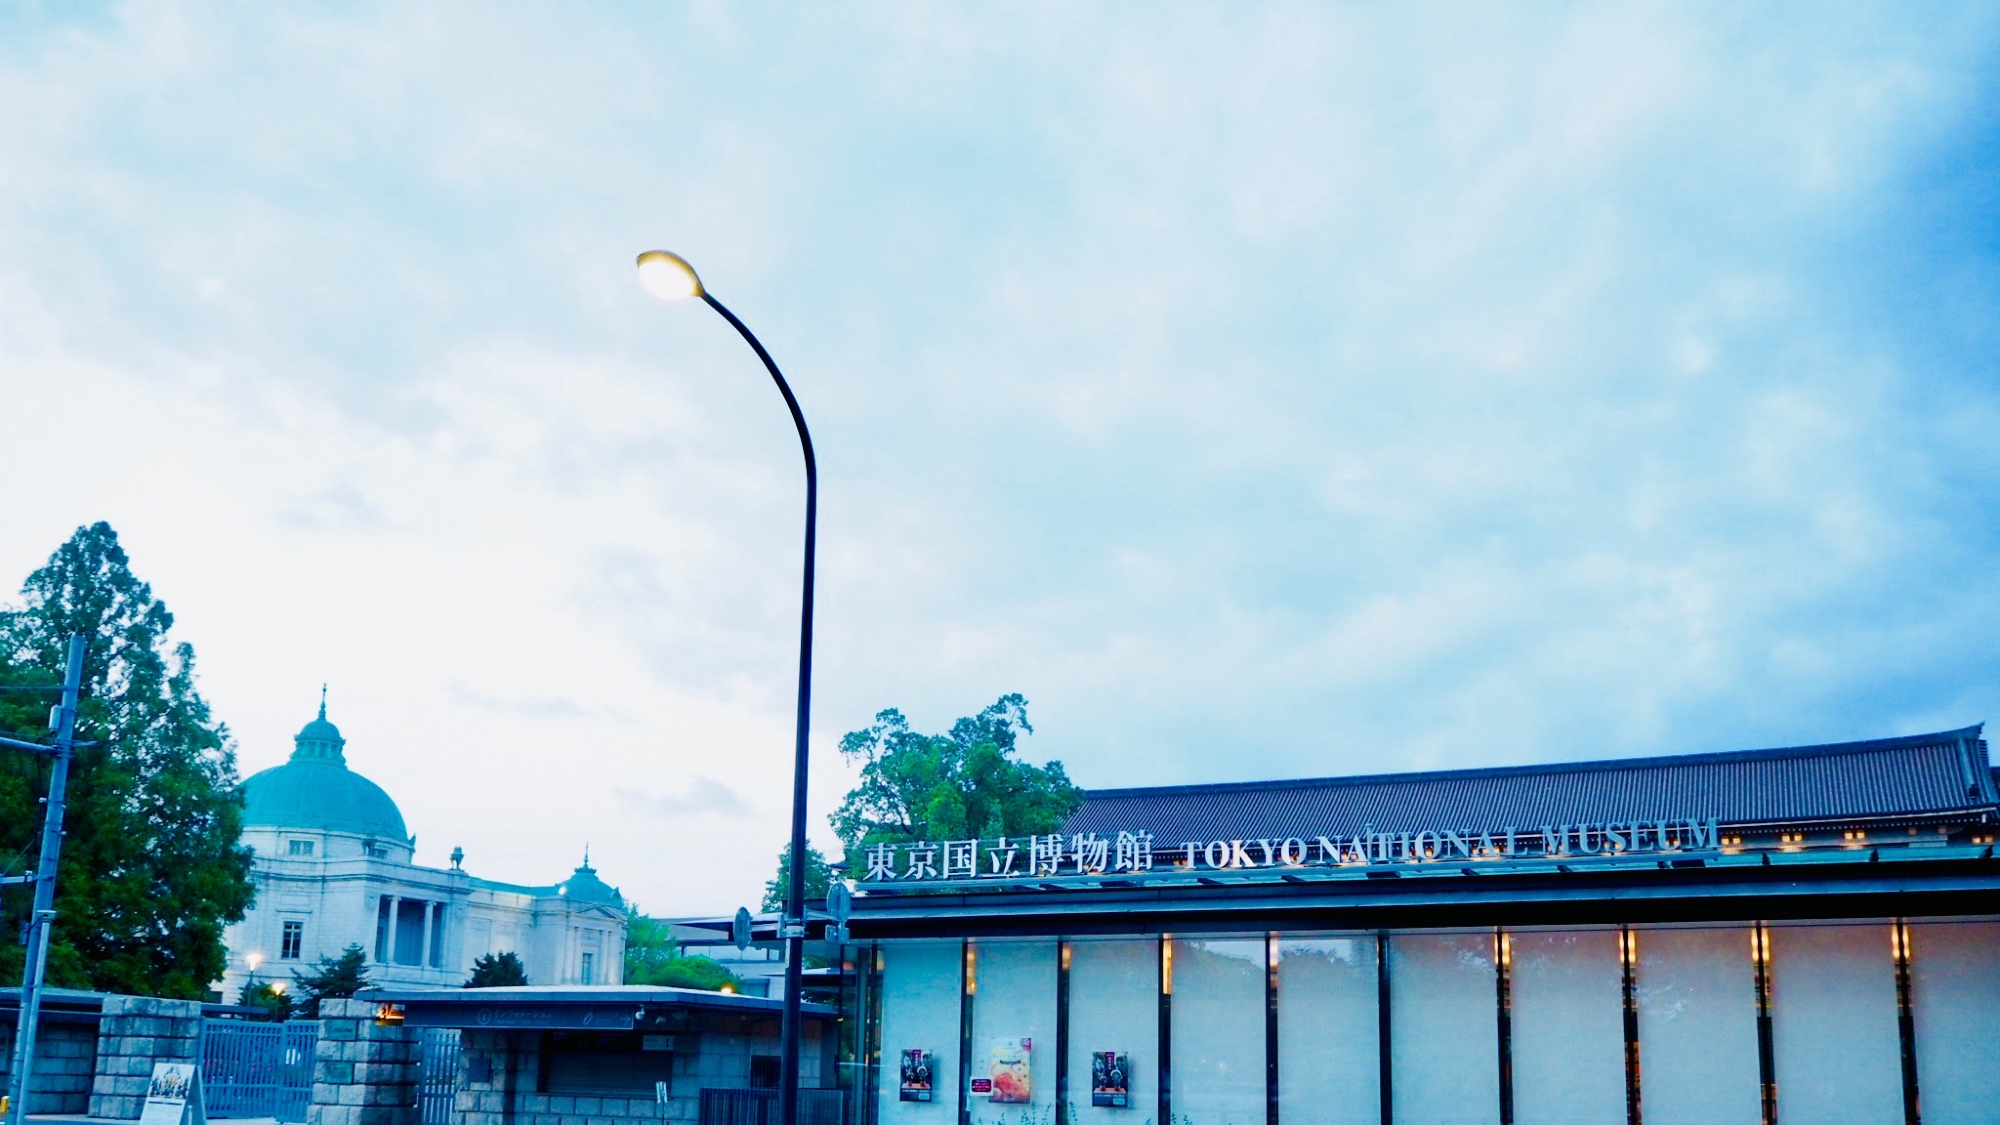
<box><xmin>309</xmin><ymin>998</ymin><xmax>422</xmax><ymax>1125</ymax></box>
<box><xmin>88</xmin><ymin>996</ymin><xmax>203</xmax><ymax>1120</ymax></box>
<box><xmin>0</xmin><ymin>1020</ymin><xmax>100</xmax><ymax>1115</ymax></box>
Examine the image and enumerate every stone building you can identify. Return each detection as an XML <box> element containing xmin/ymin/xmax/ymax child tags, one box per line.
<box><xmin>217</xmin><ymin>700</ymin><xmax>627</xmax><ymax>998</ymax></box>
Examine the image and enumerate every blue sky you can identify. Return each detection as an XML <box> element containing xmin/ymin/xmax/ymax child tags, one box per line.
<box><xmin>2</xmin><ymin>3</ymin><xmax>1997</xmax><ymax>912</ymax></box>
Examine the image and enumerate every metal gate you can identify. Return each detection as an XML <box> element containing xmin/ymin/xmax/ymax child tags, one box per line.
<box><xmin>418</xmin><ymin>1027</ymin><xmax>462</xmax><ymax>1125</ymax></box>
<box><xmin>200</xmin><ymin>1019</ymin><xmax>318</xmax><ymax>1122</ymax></box>
<box><xmin>698</xmin><ymin>1088</ymin><xmax>844</xmax><ymax>1125</ymax></box>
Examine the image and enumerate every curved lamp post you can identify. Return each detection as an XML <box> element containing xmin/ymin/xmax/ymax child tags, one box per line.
<box><xmin>637</xmin><ymin>250</ymin><xmax>816</xmax><ymax>1125</ymax></box>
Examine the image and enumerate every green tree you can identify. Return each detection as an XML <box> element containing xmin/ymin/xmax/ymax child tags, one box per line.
<box><xmin>292</xmin><ymin>943</ymin><xmax>371</xmax><ymax>1018</ymax></box>
<box><xmin>235</xmin><ymin>979</ymin><xmax>293</xmax><ymax>1021</ymax></box>
<box><xmin>831</xmin><ymin>694</ymin><xmax>1082</xmax><ymax>854</ymax></box>
<box><xmin>760</xmin><ymin>842</ymin><xmax>831</xmax><ymax>913</ymax></box>
<box><xmin>624</xmin><ymin>908</ymin><xmax>743</xmax><ymax>992</ymax></box>
<box><xmin>0</xmin><ymin>522</ymin><xmax>255</xmax><ymax>998</ymax></box>
<box><xmin>466</xmin><ymin>951</ymin><xmax>529</xmax><ymax>987</ymax></box>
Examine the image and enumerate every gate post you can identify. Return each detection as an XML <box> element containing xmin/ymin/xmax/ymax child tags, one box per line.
<box><xmin>310</xmin><ymin>1000</ymin><xmax>421</xmax><ymax>1125</ymax></box>
<box><xmin>88</xmin><ymin>997</ymin><xmax>203</xmax><ymax>1120</ymax></box>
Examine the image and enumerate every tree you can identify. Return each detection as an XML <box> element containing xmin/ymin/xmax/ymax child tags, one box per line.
<box><xmin>466</xmin><ymin>951</ymin><xmax>529</xmax><ymax>987</ymax></box>
<box><xmin>292</xmin><ymin>943</ymin><xmax>371</xmax><ymax>1018</ymax></box>
<box><xmin>0</xmin><ymin>522</ymin><xmax>255</xmax><ymax>998</ymax></box>
<box><xmin>624</xmin><ymin>907</ymin><xmax>742</xmax><ymax>992</ymax></box>
<box><xmin>760</xmin><ymin>843</ymin><xmax>831</xmax><ymax>913</ymax></box>
<box><xmin>235</xmin><ymin>980</ymin><xmax>293</xmax><ymax>1021</ymax></box>
<box><xmin>830</xmin><ymin>694</ymin><xmax>1082</xmax><ymax>854</ymax></box>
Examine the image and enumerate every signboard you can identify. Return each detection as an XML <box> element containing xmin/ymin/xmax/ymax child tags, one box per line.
<box><xmin>898</xmin><ymin>1050</ymin><xmax>934</xmax><ymax>1102</ymax></box>
<box><xmin>860</xmin><ymin>818</ymin><xmax>1722</xmax><ymax>882</ymax></box>
<box><xmin>138</xmin><ymin>1063</ymin><xmax>205</xmax><ymax>1125</ymax></box>
<box><xmin>975</xmin><ymin>1039</ymin><xmax>1031</xmax><ymax>1102</ymax></box>
<box><xmin>1090</xmin><ymin>1052</ymin><xmax>1129</xmax><ymax>1108</ymax></box>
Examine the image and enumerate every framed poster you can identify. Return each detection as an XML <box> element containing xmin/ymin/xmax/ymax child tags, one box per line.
<box><xmin>975</xmin><ymin>1038</ymin><xmax>1031</xmax><ymax>1103</ymax></box>
<box><xmin>1090</xmin><ymin>1053</ymin><xmax>1129</xmax><ymax>1108</ymax></box>
<box><xmin>899</xmin><ymin>1050</ymin><xmax>934</xmax><ymax>1102</ymax></box>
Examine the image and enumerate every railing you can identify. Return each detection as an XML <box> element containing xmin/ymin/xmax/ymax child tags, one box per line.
<box><xmin>418</xmin><ymin>1028</ymin><xmax>462</xmax><ymax>1125</ymax></box>
<box><xmin>199</xmin><ymin>1019</ymin><xmax>317</xmax><ymax>1122</ymax></box>
<box><xmin>699</xmin><ymin>1087</ymin><xmax>844</xmax><ymax>1125</ymax></box>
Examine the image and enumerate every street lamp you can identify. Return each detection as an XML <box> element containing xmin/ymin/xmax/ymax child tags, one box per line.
<box><xmin>636</xmin><ymin>249</ymin><xmax>817</xmax><ymax>1125</ymax></box>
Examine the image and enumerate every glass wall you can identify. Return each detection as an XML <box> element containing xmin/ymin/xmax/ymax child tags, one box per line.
<box><xmin>1632</xmin><ymin>926</ymin><xmax>1760</xmax><ymax>1125</ymax></box>
<box><xmin>878</xmin><ymin>941</ymin><xmax>965</xmax><ymax>1125</ymax></box>
<box><xmin>1388</xmin><ymin>933</ymin><xmax>1499</xmax><ymax>1125</ymax></box>
<box><xmin>1909</xmin><ymin>920</ymin><xmax>2000</xmax><ymax>1125</ymax></box>
<box><xmin>1068</xmin><ymin>939</ymin><xmax>1159</xmax><ymax>1125</ymax></box>
<box><xmin>1276</xmin><ymin>936</ymin><xmax>1379</xmax><ymax>1125</ymax></box>
<box><xmin>1769</xmin><ymin>923</ymin><xmax>1902</xmax><ymax>1125</ymax></box>
<box><xmin>1508</xmin><ymin>930</ymin><xmax>1624</xmax><ymax>1125</ymax></box>
<box><xmin>1169</xmin><ymin>938</ymin><xmax>1266</xmax><ymax>1125</ymax></box>
<box><xmin>865</xmin><ymin>915</ymin><xmax>1999</xmax><ymax>1125</ymax></box>
<box><xmin>968</xmin><ymin>941</ymin><xmax>1057</xmax><ymax>1125</ymax></box>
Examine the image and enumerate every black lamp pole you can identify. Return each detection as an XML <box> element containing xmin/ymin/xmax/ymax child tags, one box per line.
<box><xmin>636</xmin><ymin>251</ymin><xmax>816</xmax><ymax>1125</ymax></box>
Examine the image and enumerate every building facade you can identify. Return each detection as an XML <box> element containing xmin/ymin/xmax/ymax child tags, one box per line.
<box><xmin>218</xmin><ymin>704</ymin><xmax>627</xmax><ymax>999</ymax></box>
<box><xmin>813</xmin><ymin>726</ymin><xmax>2000</xmax><ymax>1125</ymax></box>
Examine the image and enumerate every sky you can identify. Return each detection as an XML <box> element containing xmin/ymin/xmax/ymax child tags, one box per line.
<box><xmin>2</xmin><ymin>2</ymin><xmax>1998</xmax><ymax>915</ymax></box>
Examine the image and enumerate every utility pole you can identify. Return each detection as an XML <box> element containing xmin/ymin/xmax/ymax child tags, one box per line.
<box><xmin>3</xmin><ymin>635</ymin><xmax>87</xmax><ymax>1125</ymax></box>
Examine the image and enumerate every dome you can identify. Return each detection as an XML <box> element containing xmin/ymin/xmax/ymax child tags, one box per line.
<box><xmin>241</xmin><ymin>702</ymin><xmax>409</xmax><ymax>842</ymax></box>
<box><xmin>557</xmin><ymin>857</ymin><xmax>623</xmax><ymax>906</ymax></box>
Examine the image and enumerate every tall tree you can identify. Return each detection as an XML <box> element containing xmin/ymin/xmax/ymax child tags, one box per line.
<box><xmin>760</xmin><ymin>842</ymin><xmax>831</xmax><ymax>913</ymax></box>
<box><xmin>0</xmin><ymin>522</ymin><xmax>255</xmax><ymax>998</ymax></box>
<box><xmin>830</xmin><ymin>694</ymin><xmax>1083</xmax><ymax>854</ymax></box>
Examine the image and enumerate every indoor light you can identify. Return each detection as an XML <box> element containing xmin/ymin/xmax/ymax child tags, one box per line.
<box><xmin>636</xmin><ymin>250</ymin><xmax>704</xmax><ymax>301</ymax></box>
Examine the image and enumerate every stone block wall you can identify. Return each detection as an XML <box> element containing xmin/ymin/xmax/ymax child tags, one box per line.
<box><xmin>0</xmin><ymin>1020</ymin><xmax>101</xmax><ymax>1115</ymax></box>
<box><xmin>88</xmin><ymin>996</ymin><xmax>203</xmax><ymax>1119</ymax></box>
<box><xmin>310</xmin><ymin>998</ymin><xmax>422</xmax><ymax>1125</ymax></box>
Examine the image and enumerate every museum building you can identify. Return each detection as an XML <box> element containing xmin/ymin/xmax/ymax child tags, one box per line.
<box><xmin>821</xmin><ymin>726</ymin><xmax>2000</xmax><ymax>1125</ymax></box>
<box><xmin>217</xmin><ymin>701</ymin><xmax>628</xmax><ymax>997</ymax></box>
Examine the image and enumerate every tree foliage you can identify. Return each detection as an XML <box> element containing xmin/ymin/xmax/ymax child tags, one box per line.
<box><xmin>760</xmin><ymin>842</ymin><xmax>831</xmax><ymax>913</ymax></box>
<box><xmin>830</xmin><ymin>694</ymin><xmax>1082</xmax><ymax>854</ymax></box>
<box><xmin>624</xmin><ymin>907</ymin><xmax>742</xmax><ymax>992</ymax></box>
<box><xmin>235</xmin><ymin>980</ymin><xmax>293</xmax><ymax>1021</ymax></box>
<box><xmin>0</xmin><ymin>522</ymin><xmax>255</xmax><ymax>998</ymax></box>
<box><xmin>466</xmin><ymin>951</ymin><xmax>529</xmax><ymax>988</ymax></box>
<box><xmin>292</xmin><ymin>943</ymin><xmax>371</xmax><ymax>1018</ymax></box>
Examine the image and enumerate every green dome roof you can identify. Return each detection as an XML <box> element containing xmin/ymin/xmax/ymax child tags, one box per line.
<box><xmin>557</xmin><ymin>857</ymin><xmax>623</xmax><ymax>906</ymax></box>
<box><xmin>242</xmin><ymin>703</ymin><xmax>409</xmax><ymax>841</ymax></box>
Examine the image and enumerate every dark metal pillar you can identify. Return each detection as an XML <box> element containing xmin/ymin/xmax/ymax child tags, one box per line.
<box><xmin>7</xmin><ymin>634</ymin><xmax>86</xmax><ymax>1125</ymax></box>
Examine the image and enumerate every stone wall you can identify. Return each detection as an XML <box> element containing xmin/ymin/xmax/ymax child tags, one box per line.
<box><xmin>0</xmin><ymin>1020</ymin><xmax>101</xmax><ymax>1115</ymax></box>
<box><xmin>310</xmin><ymin>998</ymin><xmax>423</xmax><ymax>1125</ymax></box>
<box><xmin>88</xmin><ymin>996</ymin><xmax>204</xmax><ymax>1120</ymax></box>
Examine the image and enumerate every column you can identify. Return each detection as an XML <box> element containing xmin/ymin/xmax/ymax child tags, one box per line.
<box><xmin>388</xmin><ymin>896</ymin><xmax>403</xmax><ymax>964</ymax></box>
<box><xmin>420</xmin><ymin>901</ymin><xmax>434</xmax><ymax>970</ymax></box>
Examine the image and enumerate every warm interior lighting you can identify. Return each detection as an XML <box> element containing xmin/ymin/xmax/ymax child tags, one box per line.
<box><xmin>964</xmin><ymin>943</ymin><xmax>977</xmax><ymax>995</ymax></box>
<box><xmin>1161</xmin><ymin>937</ymin><xmax>1173</xmax><ymax>994</ymax></box>
<box><xmin>636</xmin><ymin>250</ymin><xmax>704</xmax><ymax>301</ymax></box>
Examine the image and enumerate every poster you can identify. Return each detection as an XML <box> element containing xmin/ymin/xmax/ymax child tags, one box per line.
<box><xmin>898</xmin><ymin>1050</ymin><xmax>934</xmax><ymax>1102</ymax></box>
<box><xmin>1090</xmin><ymin>1053</ymin><xmax>1129</xmax><ymax>1108</ymax></box>
<box><xmin>974</xmin><ymin>1038</ymin><xmax>1031</xmax><ymax>1103</ymax></box>
<box><xmin>137</xmin><ymin>1063</ymin><xmax>205</xmax><ymax>1125</ymax></box>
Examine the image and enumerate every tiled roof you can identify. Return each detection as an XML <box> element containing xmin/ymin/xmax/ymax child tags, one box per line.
<box><xmin>1063</xmin><ymin>726</ymin><xmax>1997</xmax><ymax>843</ymax></box>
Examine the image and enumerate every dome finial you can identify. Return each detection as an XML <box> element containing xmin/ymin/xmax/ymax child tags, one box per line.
<box><xmin>319</xmin><ymin>683</ymin><xmax>328</xmax><ymax>721</ymax></box>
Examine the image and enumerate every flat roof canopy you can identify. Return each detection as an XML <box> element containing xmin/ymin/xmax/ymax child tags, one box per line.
<box><xmin>357</xmin><ymin>986</ymin><xmax>838</xmax><ymax>1030</ymax></box>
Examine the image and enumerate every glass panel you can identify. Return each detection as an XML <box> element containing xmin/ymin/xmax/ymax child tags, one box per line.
<box><xmin>1069</xmin><ymin>939</ymin><xmax>1158</xmax><ymax>1125</ymax></box>
<box><xmin>969</xmin><ymin>941</ymin><xmax>1057</xmax><ymax>1125</ymax></box>
<box><xmin>1508</xmin><ymin>930</ymin><xmax>1624</xmax><ymax>1125</ymax></box>
<box><xmin>879</xmin><ymin>941</ymin><xmax>964</xmax><ymax>1125</ymax></box>
<box><xmin>1388</xmin><ymin>933</ymin><xmax>1498</xmax><ymax>1125</ymax></box>
<box><xmin>1768</xmin><ymin>923</ymin><xmax>1902</xmax><ymax>1125</ymax></box>
<box><xmin>1170</xmin><ymin>937</ymin><xmax>1266</xmax><ymax>1125</ymax></box>
<box><xmin>1633</xmin><ymin>926</ymin><xmax>1759</xmax><ymax>1125</ymax></box>
<box><xmin>1277</xmin><ymin>936</ymin><xmax>1379</xmax><ymax>1125</ymax></box>
<box><xmin>1909</xmin><ymin>920</ymin><xmax>2000</xmax><ymax>1125</ymax></box>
